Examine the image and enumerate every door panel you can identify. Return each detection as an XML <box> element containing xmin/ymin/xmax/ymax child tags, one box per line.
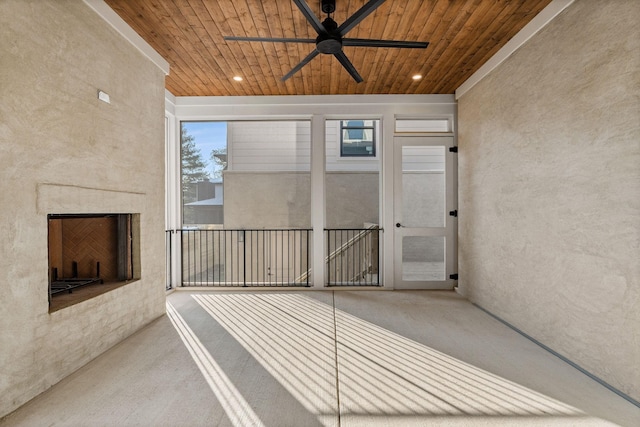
<box><xmin>401</xmin><ymin>236</ymin><xmax>446</xmax><ymax>281</ymax></box>
<box><xmin>394</xmin><ymin>136</ymin><xmax>456</xmax><ymax>289</ymax></box>
<box><xmin>401</xmin><ymin>145</ymin><xmax>446</xmax><ymax>228</ymax></box>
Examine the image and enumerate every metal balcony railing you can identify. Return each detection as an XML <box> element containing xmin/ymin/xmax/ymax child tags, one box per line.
<box><xmin>178</xmin><ymin>229</ymin><xmax>311</xmax><ymax>287</ymax></box>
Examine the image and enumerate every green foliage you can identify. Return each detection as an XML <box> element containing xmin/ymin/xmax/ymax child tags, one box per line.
<box><xmin>209</xmin><ymin>147</ymin><xmax>228</xmax><ymax>179</ymax></box>
<box><xmin>181</xmin><ymin>127</ymin><xmax>210</xmax><ymax>203</ymax></box>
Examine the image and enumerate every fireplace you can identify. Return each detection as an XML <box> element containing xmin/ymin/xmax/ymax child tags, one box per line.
<box><xmin>48</xmin><ymin>213</ymin><xmax>140</xmax><ymax>311</ymax></box>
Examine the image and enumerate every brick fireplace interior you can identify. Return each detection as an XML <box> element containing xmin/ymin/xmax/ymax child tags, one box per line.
<box><xmin>48</xmin><ymin>213</ymin><xmax>140</xmax><ymax>312</ymax></box>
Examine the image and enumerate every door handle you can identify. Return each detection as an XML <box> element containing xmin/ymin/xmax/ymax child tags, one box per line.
<box><xmin>396</xmin><ymin>223</ymin><xmax>402</xmax><ymax>228</ymax></box>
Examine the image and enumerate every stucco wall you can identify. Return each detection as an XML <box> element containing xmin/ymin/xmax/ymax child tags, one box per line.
<box><xmin>0</xmin><ymin>0</ymin><xmax>166</xmax><ymax>417</ymax></box>
<box><xmin>458</xmin><ymin>0</ymin><xmax>640</xmax><ymax>400</ymax></box>
<box><xmin>326</xmin><ymin>172</ymin><xmax>379</xmax><ymax>228</ymax></box>
<box><xmin>224</xmin><ymin>172</ymin><xmax>381</xmax><ymax>230</ymax></box>
<box><xmin>223</xmin><ymin>172</ymin><xmax>312</xmax><ymax>228</ymax></box>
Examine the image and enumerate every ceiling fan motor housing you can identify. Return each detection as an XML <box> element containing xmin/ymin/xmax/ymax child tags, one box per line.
<box><xmin>316</xmin><ymin>36</ymin><xmax>342</xmax><ymax>54</ymax></box>
<box><xmin>316</xmin><ymin>17</ymin><xmax>342</xmax><ymax>54</ymax></box>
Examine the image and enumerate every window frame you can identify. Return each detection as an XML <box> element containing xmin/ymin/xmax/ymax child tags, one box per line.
<box><xmin>340</xmin><ymin>120</ymin><xmax>376</xmax><ymax>158</ymax></box>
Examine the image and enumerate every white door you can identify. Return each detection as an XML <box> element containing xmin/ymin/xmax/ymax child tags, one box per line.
<box><xmin>394</xmin><ymin>136</ymin><xmax>457</xmax><ymax>289</ymax></box>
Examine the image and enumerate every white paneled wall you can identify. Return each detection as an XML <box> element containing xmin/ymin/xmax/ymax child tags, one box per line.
<box><xmin>229</xmin><ymin>120</ymin><xmax>391</xmax><ymax>172</ymax></box>
<box><xmin>228</xmin><ymin>121</ymin><xmax>311</xmax><ymax>171</ymax></box>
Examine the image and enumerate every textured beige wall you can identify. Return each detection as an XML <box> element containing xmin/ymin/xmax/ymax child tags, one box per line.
<box><xmin>326</xmin><ymin>172</ymin><xmax>379</xmax><ymax>229</ymax></box>
<box><xmin>0</xmin><ymin>0</ymin><xmax>166</xmax><ymax>417</ymax></box>
<box><xmin>458</xmin><ymin>0</ymin><xmax>640</xmax><ymax>400</ymax></box>
<box><xmin>223</xmin><ymin>172</ymin><xmax>312</xmax><ymax>228</ymax></box>
<box><xmin>224</xmin><ymin>172</ymin><xmax>381</xmax><ymax>229</ymax></box>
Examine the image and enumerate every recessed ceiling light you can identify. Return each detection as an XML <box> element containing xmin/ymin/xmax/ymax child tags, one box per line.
<box><xmin>233</xmin><ymin>76</ymin><xmax>243</xmax><ymax>82</ymax></box>
<box><xmin>412</xmin><ymin>74</ymin><xmax>422</xmax><ymax>80</ymax></box>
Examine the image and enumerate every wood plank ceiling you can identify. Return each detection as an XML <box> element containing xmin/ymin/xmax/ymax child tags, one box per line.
<box><xmin>104</xmin><ymin>0</ymin><xmax>553</xmax><ymax>96</ymax></box>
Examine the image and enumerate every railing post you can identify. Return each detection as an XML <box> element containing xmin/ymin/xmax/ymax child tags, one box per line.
<box><xmin>326</xmin><ymin>229</ymin><xmax>330</xmax><ymax>286</ymax></box>
<box><xmin>306</xmin><ymin>229</ymin><xmax>310</xmax><ymax>286</ymax></box>
<box><xmin>243</xmin><ymin>230</ymin><xmax>247</xmax><ymax>287</ymax></box>
<box><xmin>165</xmin><ymin>230</ymin><xmax>172</xmax><ymax>291</ymax></box>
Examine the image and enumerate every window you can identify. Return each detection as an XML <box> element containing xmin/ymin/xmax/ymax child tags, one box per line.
<box><xmin>181</xmin><ymin>121</ymin><xmax>227</xmax><ymax>225</ymax></box>
<box><xmin>180</xmin><ymin>120</ymin><xmax>311</xmax><ymax>229</ymax></box>
<box><xmin>395</xmin><ymin>118</ymin><xmax>451</xmax><ymax>133</ymax></box>
<box><xmin>340</xmin><ymin>120</ymin><xmax>376</xmax><ymax>157</ymax></box>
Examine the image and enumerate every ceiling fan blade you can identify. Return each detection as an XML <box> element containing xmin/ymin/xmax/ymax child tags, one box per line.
<box><xmin>334</xmin><ymin>51</ymin><xmax>363</xmax><ymax>83</ymax></box>
<box><xmin>225</xmin><ymin>36</ymin><xmax>316</xmax><ymax>44</ymax></box>
<box><xmin>338</xmin><ymin>0</ymin><xmax>386</xmax><ymax>36</ymax></box>
<box><xmin>292</xmin><ymin>0</ymin><xmax>326</xmax><ymax>35</ymax></box>
<box><xmin>282</xmin><ymin>49</ymin><xmax>320</xmax><ymax>81</ymax></box>
<box><xmin>343</xmin><ymin>38</ymin><xmax>429</xmax><ymax>49</ymax></box>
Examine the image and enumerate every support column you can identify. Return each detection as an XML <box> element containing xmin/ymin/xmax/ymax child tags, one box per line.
<box><xmin>310</xmin><ymin>115</ymin><xmax>326</xmax><ymax>288</ymax></box>
<box><xmin>382</xmin><ymin>111</ymin><xmax>395</xmax><ymax>288</ymax></box>
<box><xmin>165</xmin><ymin>112</ymin><xmax>182</xmax><ymax>288</ymax></box>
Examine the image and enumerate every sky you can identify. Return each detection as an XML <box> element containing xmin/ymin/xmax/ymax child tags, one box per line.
<box><xmin>182</xmin><ymin>121</ymin><xmax>227</xmax><ymax>176</ymax></box>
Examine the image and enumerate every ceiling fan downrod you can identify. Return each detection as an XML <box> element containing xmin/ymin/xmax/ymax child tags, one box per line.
<box><xmin>321</xmin><ymin>0</ymin><xmax>336</xmax><ymax>15</ymax></box>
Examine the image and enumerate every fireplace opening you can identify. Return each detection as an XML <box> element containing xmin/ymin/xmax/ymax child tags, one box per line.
<box><xmin>47</xmin><ymin>213</ymin><xmax>140</xmax><ymax>312</ymax></box>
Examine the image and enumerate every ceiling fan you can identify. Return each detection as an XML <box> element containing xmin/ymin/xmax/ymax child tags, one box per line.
<box><xmin>224</xmin><ymin>0</ymin><xmax>429</xmax><ymax>83</ymax></box>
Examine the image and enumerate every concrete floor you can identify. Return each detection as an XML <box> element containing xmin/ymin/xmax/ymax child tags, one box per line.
<box><xmin>1</xmin><ymin>290</ymin><xmax>638</xmax><ymax>427</ymax></box>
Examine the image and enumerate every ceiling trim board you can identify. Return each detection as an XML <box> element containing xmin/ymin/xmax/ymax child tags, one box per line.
<box><xmin>169</xmin><ymin>94</ymin><xmax>457</xmax><ymax>122</ymax></box>
<box><xmin>174</xmin><ymin>94</ymin><xmax>456</xmax><ymax>107</ymax></box>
